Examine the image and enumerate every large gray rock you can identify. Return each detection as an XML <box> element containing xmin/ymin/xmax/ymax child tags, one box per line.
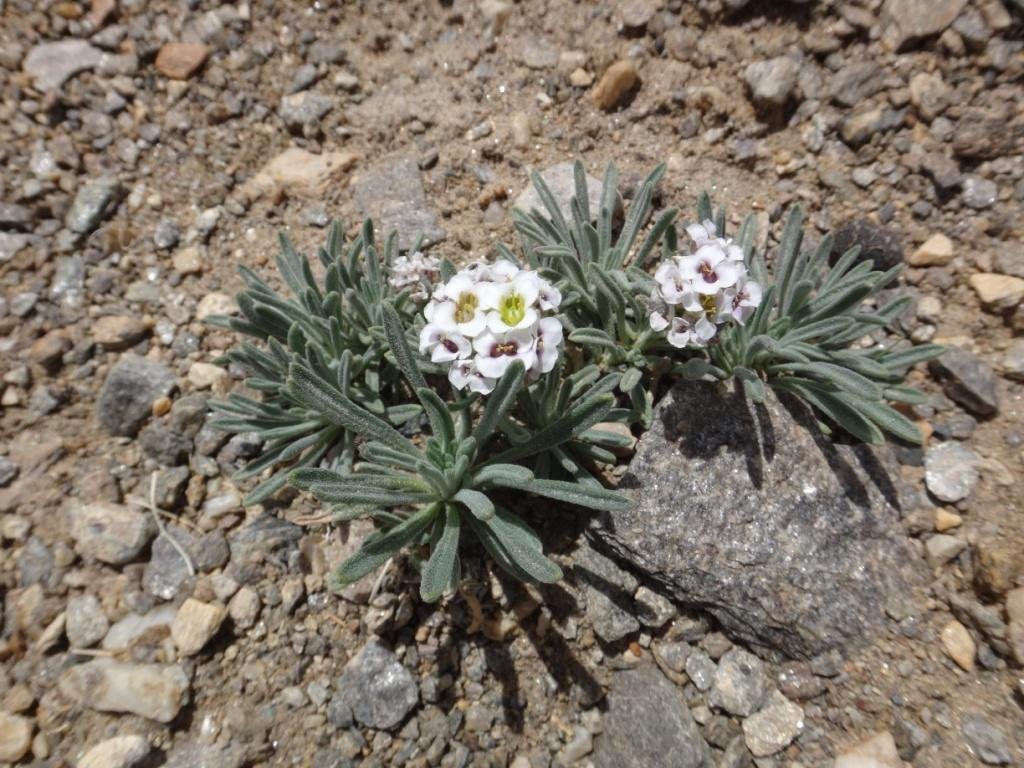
<box><xmin>24</xmin><ymin>39</ymin><xmax>103</xmax><ymax>90</ymax></box>
<box><xmin>59</xmin><ymin>660</ymin><xmax>189</xmax><ymax>723</ymax></box>
<box><xmin>332</xmin><ymin>641</ymin><xmax>419</xmax><ymax>730</ymax></box>
<box><xmin>882</xmin><ymin>0</ymin><xmax>967</xmax><ymax>50</ymax></box>
<box><xmin>593</xmin><ymin>663</ymin><xmax>709</xmax><ymax>768</ymax></box>
<box><xmin>96</xmin><ymin>355</ymin><xmax>176</xmax><ymax>436</ymax></box>
<box><xmin>353</xmin><ymin>157</ymin><xmax>445</xmax><ymax>250</ymax></box>
<box><xmin>591</xmin><ymin>381</ymin><xmax>921</xmax><ymax>658</ymax></box>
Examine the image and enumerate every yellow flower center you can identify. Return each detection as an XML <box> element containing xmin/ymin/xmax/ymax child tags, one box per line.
<box><xmin>498</xmin><ymin>292</ymin><xmax>526</xmax><ymax>327</ymax></box>
<box><xmin>455</xmin><ymin>292</ymin><xmax>479</xmax><ymax>324</ymax></box>
<box><xmin>699</xmin><ymin>294</ymin><xmax>716</xmax><ymax>314</ymax></box>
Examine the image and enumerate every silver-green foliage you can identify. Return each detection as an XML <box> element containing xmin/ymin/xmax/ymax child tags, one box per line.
<box><xmin>285</xmin><ymin>303</ymin><xmax>629</xmax><ymax>601</ymax></box>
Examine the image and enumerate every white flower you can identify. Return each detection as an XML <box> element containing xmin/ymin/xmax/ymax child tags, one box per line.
<box><xmin>419</xmin><ymin>323</ymin><xmax>471</xmax><ymax>363</ymax></box>
<box><xmin>473</xmin><ymin>328</ymin><xmax>538</xmax><ymax>379</ymax></box>
<box><xmin>537</xmin><ymin>278</ymin><xmax>562</xmax><ymax>311</ymax></box>
<box><xmin>480</xmin><ymin>272</ymin><xmax>541</xmax><ymax>333</ymax></box>
<box><xmin>686</xmin><ymin>220</ymin><xmax>744</xmax><ymax>262</ymax></box>
<box><xmin>530</xmin><ymin>317</ymin><xmax>563</xmax><ymax>376</ymax></box>
<box><xmin>716</xmin><ymin>276</ymin><xmax>763</xmax><ymax>325</ymax></box>
<box><xmin>448</xmin><ymin>358</ymin><xmax>496</xmax><ymax>395</ymax></box>
<box><xmin>429</xmin><ymin>274</ymin><xmax>489</xmax><ymax>337</ymax></box>
<box><xmin>665</xmin><ymin>312</ymin><xmax>717</xmax><ymax>349</ymax></box>
<box><xmin>388</xmin><ymin>251</ymin><xmax>440</xmax><ymax>301</ymax></box>
<box><xmin>677</xmin><ymin>244</ymin><xmax>742</xmax><ymax>295</ymax></box>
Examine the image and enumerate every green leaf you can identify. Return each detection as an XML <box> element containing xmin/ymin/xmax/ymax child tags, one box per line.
<box><xmin>420</xmin><ymin>505</ymin><xmax>461</xmax><ymax>602</ymax></box>
<box><xmin>453</xmin><ymin>488</ymin><xmax>495</xmax><ymax>521</ymax></box>
<box><xmin>287</xmin><ymin>362</ymin><xmax>418</xmax><ymax>456</ymax></box>
<box><xmin>770</xmin><ymin>361</ymin><xmax>882</xmax><ymax>400</ymax></box>
<box><xmin>472</xmin><ymin>360</ymin><xmax>525</xmax><ymax>448</ymax></box>
<box><xmin>568</xmin><ymin>328</ymin><xmax>618</xmax><ymax>349</ymax></box>
<box><xmin>417</xmin><ymin>387</ymin><xmax>455</xmax><ymax>447</ymax></box>
<box><xmin>839</xmin><ymin>393</ymin><xmax>923</xmax><ymax>444</ymax></box>
<box><xmin>519</xmin><ymin>478</ymin><xmax>631</xmax><ymax>512</ymax></box>
<box><xmin>472</xmin><ymin>506</ymin><xmax>562</xmax><ymax>583</ymax></box>
<box><xmin>330</xmin><ymin>506</ymin><xmax>438</xmax><ymax>589</ymax></box>
<box><xmin>492</xmin><ymin>393</ymin><xmax>613</xmax><ymax>463</ymax></box>
<box><xmin>735</xmin><ymin>366</ymin><xmax>766</xmax><ymax>403</ymax></box>
<box><xmin>471</xmin><ymin>463</ymin><xmax>534</xmax><ymax>486</ymax></box>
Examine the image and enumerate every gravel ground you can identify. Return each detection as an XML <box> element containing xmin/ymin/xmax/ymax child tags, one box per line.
<box><xmin>1</xmin><ymin>0</ymin><xmax>1023</xmax><ymax>767</ymax></box>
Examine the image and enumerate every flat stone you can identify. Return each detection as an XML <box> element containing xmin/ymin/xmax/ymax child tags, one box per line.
<box><xmin>940</xmin><ymin>619</ymin><xmax>976</xmax><ymax>670</ymax></box>
<box><xmin>0</xmin><ymin>232</ymin><xmax>30</xmax><ymax>262</ymax></box>
<box><xmin>79</xmin><ymin>735</ymin><xmax>151</xmax><ymax>768</ymax></box>
<box><xmin>709</xmin><ymin>648</ymin><xmax>770</xmax><ymax>716</ymax></box>
<box><xmin>143</xmin><ymin>527</ymin><xmax>228</xmax><ymax>600</ymax></box>
<box><xmin>92</xmin><ymin>316</ymin><xmax>152</xmax><ymax>349</ymax></box>
<box><xmin>924</xmin><ymin>441</ymin><xmax>979</xmax><ymax>502</ymax></box>
<box><xmin>59</xmin><ymin>660</ymin><xmax>189</xmax><ymax>723</ymax></box>
<box><xmin>634</xmin><ymin>585</ymin><xmax>677</xmax><ymax>628</ymax></box>
<box><xmin>834</xmin><ymin>731</ymin><xmax>901</xmax><ymax>768</ymax></box>
<box><xmin>514</xmin><ymin>161</ymin><xmax>606</xmax><ymax>225</ymax></box>
<box><xmin>908</xmin><ymin>233</ymin><xmax>954</xmax><ymax>267</ymax></box>
<box><xmin>929</xmin><ymin>349</ymin><xmax>999</xmax><ymax>416</ymax></box>
<box><xmin>242</xmin><ymin>148</ymin><xmax>358</xmax><ymax>200</ymax></box>
<box><xmin>742</xmin><ymin>690</ymin><xmax>804</xmax><ymax>757</ymax></box>
<box><xmin>154</xmin><ymin>42</ymin><xmax>209</xmax><ymax>80</ymax></box>
<box><xmin>171</xmin><ymin>598</ymin><xmax>226</xmax><ymax>656</ymax></box>
<box><xmin>969</xmin><ymin>273</ymin><xmax>1024</xmax><ymax>312</ymax></box>
<box><xmin>593</xmin><ymin>664</ymin><xmax>708</xmax><ymax>768</ymax></box>
<box><xmin>575</xmin><ymin>540</ymin><xmax>639</xmax><ymax>643</ymax></box>
<box><xmin>66</xmin><ymin>593</ymin><xmax>109</xmax><ymax>648</ymax></box>
<box><xmin>66</xmin><ymin>178</ymin><xmax>123</xmax><ymax>235</ymax></box>
<box><xmin>332</xmin><ymin>642</ymin><xmax>419</xmax><ymax>730</ymax></box>
<box><xmin>953</xmin><ymin>109</ymin><xmax>1024</xmax><ymax>160</ymax></box>
<box><xmin>96</xmin><ymin>355</ymin><xmax>176</xmax><ymax>436</ymax></box>
<box><xmin>963</xmin><ymin>176</ymin><xmax>998</xmax><ymax>210</ymax></box>
<box><xmin>908</xmin><ymin>72</ymin><xmax>949</xmax><ymax>121</ymax></box>
<box><xmin>684</xmin><ymin>649</ymin><xmax>717</xmax><ymax>691</ymax></box>
<box><xmin>279</xmin><ymin>90</ymin><xmax>335</xmax><ymax>129</ymax></box>
<box><xmin>832</xmin><ymin>219</ymin><xmax>903</xmax><ymax>271</ymax></box>
<box><xmin>24</xmin><ymin>39</ymin><xmax>103</xmax><ymax>90</ymax></box>
<box><xmin>592</xmin><ymin>382</ymin><xmax>920</xmax><ymax>657</ymax></box>
<box><xmin>0</xmin><ymin>712</ymin><xmax>32</xmax><ymax>763</ymax></box>
<box><xmin>962</xmin><ymin>714</ymin><xmax>1013</xmax><ymax>764</ymax></box>
<box><xmin>592</xmin><ymin>60</ymin><xmax>640</xmax><ymax>111</ymax></box>
<box><xmin>228</xmin><ymin>586</ymin><xmax>261</xmax><ymax>630</ymax></box>
<box><xmin>102</xmin><ymin>605</ymin><xmax>177</xmax><ymax>652</ymax></box>
<box><xmin>829</xmin><ymin>62</ymin><xmax>885</xmax><ymax>107</ymax></box>
<box><xmin>228</xmin><ymin>515</ymin><xmax>303</xmax><ymax>566</ymax></box>
<box><xmin>882</xmin><ymin>0</ymin><xmax>967</xmax><ymax>49</ymax></box>
<box><xmin>69</xmin><ymin>501</ymin><xmax>156</xmax><ymax>565</ymax></box>
<box><xmin>745</xmin><ymin>57</ymin><xmax>801</xmax><ymax>123</ymax></box>
<box><xmin>925</xmin><ymin>534</ymin><xmax>967</xmax><ymax>567</ymax></box>
<box><xmin>353</xmin><ymin>156</ymin><xmax>446</xmax><ymax>250</ymax></box>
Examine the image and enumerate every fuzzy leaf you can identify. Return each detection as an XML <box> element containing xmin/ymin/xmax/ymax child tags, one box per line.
<box><xmin>330</xmin><ymin>506</ymin><xmax>437</xmax><ymax>589</ymax></box>
<box><xmin>453</xmin><ymin>488</ymin><xmax>495</xmax><ymax>521</ymax></box>
<box><xmin>420</xmin><ymin>505</ymin><xmax>461</xmax><ymax>602</ymax></box>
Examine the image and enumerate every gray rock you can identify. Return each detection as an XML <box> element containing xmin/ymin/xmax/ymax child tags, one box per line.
<box><xmin>513</xmin><ymin>161</ymin><xmax>607</xmax><ymax>226</ymax></box>
<box><xmin>69</xmin><ymin>501</ymin><xmax>156</xmax><ymax>565</ymax></box>
<box><xmin>882</xmin><ymin>0</ymin><xmax>967</xmax><ymax>49</ymax></box>
<box><xmin>152</xmin><ymin>218</ymin><xmax>181</xmax><ymax>250</ymax></box>
<box><xmin>744</xmin><ymin>57</ymin><xmax>801</xmax><ymax>118</ymax></box>
<box><xmin>17</xmin><ymin>536</ymin><xmax>53</xmax><ymax>586</ymax></box>
<box><xmin>925</xmin><ymin>534</ymin><xmax>967</xmax><ymax>567</ymax></box>
<box><xmin>78</xmin><ymin>735</ymin><xmax>151</xmax><ymax>768</ymax></box>
<box><xmin>0</xmin><ymin>456</ymin><xmax>19</xmax><ymax>486</ymax></box>
<box><xmin>353</xmin><ymin>156</ymin><xmax>446</xmax><ymax>250</ymax></box>
<box><xmin>575</xmin><ymin>540</ymin><xmax>640</xmax><ymax>643</ymax></box>
<box><xmin>279</xmin><ymin>91</ymin><xmax>335</xmax><ymax>130</ymax></box>
<box><xmin>139</xmin><ymin>424</ymin><xmax>191</xmax><ymax>466</ymax></box>
<box><xmin>962</xmin><ymin>714</ymin><xmax>1013</xmax><ymax>765</ymax></box>
<box><xmin>742</xmin><ymin>690</ymin><xmax>804</xmax><ymax>756</ymax></box>
<box><xmin>777</xmin><ymin>661</ymin><xmax>826</xmax><ymax>701</ymax></box>
<box><xmin>308</xmin><ymin>39</ymin><xmax>346</xmax><ymax>65</ymax></box>
<box><xmin>962</xmin><ymin>176</ymin><xmax>998</xmax><ymax>210</ymax></box>
<box><xmin>333</xmin><ymin>642</ymin><xmax>419</xmax><ymax>730</ymax></box>
<box><xmin>924</xmin><ymin>442</ymin><xmax>979</xmax><ymax>502</ymax></box>
<box><xmin>593</xmin><ymin>664</ymin><xmax>708</xmax><ymax>768</ymax></box>
<box><xmin>66</xmin><ymin>178</ymin><xmax>123</xmax><ymax>235</ymax></box>
<box><xmin>1002</xmin><ymin>341</ymin><xmax>1024</xmax><ymax>381</ymax></box>
<box><xmin>163</xmin><ymin>742</ymin><xmax>247</xmax><ymax>768</ymax></box>
<box><xmin>832</xmin><ymin>219</ymin><xmax>903</xmax><ymax>271</ymax></box>
<box><xmin>24</xmin><ymin>39</ymin><xmax>103</xmax><ymax>90</ymax></box>
<box><xmin>829</xmin><ymin>62</ymin><xmax>885</xmax><ymax>107</ymax></box>
<box><xmin>0</xmin><ymin>232</ymin><xmax>30</xmax><ymax>262</ymax></box>
<box><xmin>144</xmin><ymin>527</ymin><xmax>229</xmax><ymax>600</ymax></box>
<box><xmin>102</xmin><ymin>605</ymin><xmax>177</xmax><ymax>652</ymax></box>
<box><xmin>0</xmin><ymin>203</ymin><xmax>32</xmax><ymax>230</ymax></box>
<box><xmin>634</xmin><ymin>585</ymin><xmax>677</xmax><ymax>628</ymax></box>
<box><xmin>929</xmin><ymin>348</ymin><xmax>999</xmax><ymax>416</ymax></box>
<box><xmin>685</xmin><ymin>648</ymin><xmax>717</xmax><ymax>691</ymax></box>
<box><xmin>953</xmin><ymin>110</ymin><xmax>1024</xmax><ymax>160</ymax></box>
<box><xmin>228</xmin><ymin>515</ymin><xmax>303</xmax><ymax>566</ymax></box>
<box><xmin>592</xmin><ymin>382</ymin><xmax>920</xmax><ymax>657</ymax></box>
<box><xmin>709</xmin><ymin>648</ymin><xmax>770</xmax><ymax>716</ymax></box>
<box><xmin>96</xmin><ymin>355</ymin><xmax>176</xmax><ymax>436</ymax></box>
<box><xmin>66</xmin><ymin>593</ymin><xmax>110</xmax><ymax>648</ymax></box>
<box><xmin>59</xmin><ymin>660</ymin><xmax>189</xmax><ymax>723</ymax></box>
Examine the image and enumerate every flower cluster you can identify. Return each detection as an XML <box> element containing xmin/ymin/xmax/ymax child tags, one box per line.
<box><xmin>649</xmin><ymin>220</ymin><xmax>763</xmax><ymax>348</ymax></box>
<box><xmin>388</xmin><ymin>251</ymin><xmax>441</xmax><ymax>301</ymax></box>
<box><xmin>419</xmin><ymin>260</ymin><xmax>563</xmax><ymax>394</ymax></box>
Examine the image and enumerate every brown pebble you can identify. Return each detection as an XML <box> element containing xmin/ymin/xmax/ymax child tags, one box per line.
<box><xmin>155</xmin><ymin>42</ymin><xmax>210</xmax><ymax>80</ymax></box>
<box><xmin>592</xmin><ymin>60</ymin><xmax>639</xmax><ymax>111</ymax></box>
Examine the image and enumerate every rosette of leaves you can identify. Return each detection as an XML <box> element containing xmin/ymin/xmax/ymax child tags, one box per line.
<box><xmin>703</xmin><ymin>195</ymin><xmax>943</xmax><ymax>445</ymax></box>
<box><xmin>510</xmin><ymin>161</ymin><xmax>679</xmax><ymax>423</ymax></box>
<box><xmin>206</xmin><ymin>221</ymin><xmax>421</xmax><ymax>504</ymax></box>
<box><xmin>286</xmin><ymin>303</ymin><xmax>630</xmax><ymax>601</ymax></box>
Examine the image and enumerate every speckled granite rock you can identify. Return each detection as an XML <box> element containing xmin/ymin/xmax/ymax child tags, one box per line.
<box><xmin>591</xmin><ymin>381</ymin><xmax>921</xmax><ymax>658</ymax></box>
